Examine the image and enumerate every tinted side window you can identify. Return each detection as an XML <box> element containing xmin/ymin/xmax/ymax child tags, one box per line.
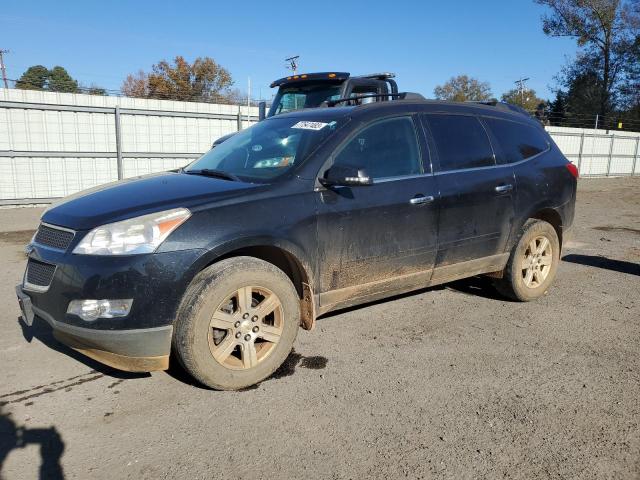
<box><xmin>426</xmin><ymin>114</ymin><xmax>494</xmax><ymax>171</ymax></box>
<box><xmin>334</xmin><ymin>117</ymin><xmax>421</xmax><ymax>179</ymax></box>
<box><xmin>484</xmin><ymin>118</ymin><xmax>549</xmax><ymax>164</ymax></box>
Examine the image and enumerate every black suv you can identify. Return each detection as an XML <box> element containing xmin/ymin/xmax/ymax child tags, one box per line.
<box><xmin>16</xmin><ymin>98</ymin><xmax>577</xmax><ymax>390</ymax></box>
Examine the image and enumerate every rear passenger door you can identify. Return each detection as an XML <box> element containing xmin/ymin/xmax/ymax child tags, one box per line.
<box><xmin>422</xmin><ymin>113</ymin><xmax>516</xmax><ymax>277</ymax></box>
<box><xmin>480</xmin><ymin>116</ymin><xmax>552</xmax><ymax>219</ymax></box>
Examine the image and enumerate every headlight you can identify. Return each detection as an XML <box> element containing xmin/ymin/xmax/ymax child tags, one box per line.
<box><xmin>73</xmin><ymin>208</ymin><xmax>191</xmax><ymax>255</ymax></box>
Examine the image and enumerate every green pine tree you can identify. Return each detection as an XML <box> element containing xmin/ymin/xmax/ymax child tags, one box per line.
<box><xmin>47</xmin><ymin>66</ymin><xmax>78</xmax><ymax>93</ymax></box>
<box><xmin>15</xmin><ymin>65</ymin><xmax>50</xmax><ymax>90</ymax></box>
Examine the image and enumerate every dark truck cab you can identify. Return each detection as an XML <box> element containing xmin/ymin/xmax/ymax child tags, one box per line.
<box><xmin>213</xmin><ymin>72</ymin><xmax>398</xmax><ymax>147</ymax></box>
<box><xmin>266</xmin><ymin>71</ymin><xmax>398</xmax><ymax>118</ymax></box>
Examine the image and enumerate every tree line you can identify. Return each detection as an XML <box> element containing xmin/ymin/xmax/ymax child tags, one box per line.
<box><xmin>14</xmin><ymin>56</ymin><xmax>241</xmax><ymax>104</ymax></box>
<box><xmin>13</xmin><ymin>0</ymin><xmax>639</xmax><ymax>129</ymax></box>
<box><xmin>433</xmin><ymin>0</ymin><xmax>639</xmax><ymax>129</ymax></box>
<box><xmin>14</xmin><ymin>65</ymin><xmax>106</xmax><ymax>95</ymax></box>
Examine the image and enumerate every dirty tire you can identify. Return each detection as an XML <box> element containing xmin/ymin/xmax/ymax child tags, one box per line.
<box><xmin>494</xmin><ymin>219</ymin><xmax>560</xmax><ymax>302</ymax></box>
<box><xmin>173</xmin><ymin>256</ymin><xmax>300</xmax><ymax>390</ymax></box>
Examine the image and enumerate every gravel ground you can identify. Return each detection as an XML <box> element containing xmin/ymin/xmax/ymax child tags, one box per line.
<box><xmin>0</xmin><ymin>178</ymin><xmax>638</xmax><ymax>480</ymax></box>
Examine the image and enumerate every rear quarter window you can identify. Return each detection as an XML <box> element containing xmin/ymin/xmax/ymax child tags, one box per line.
<box><xmin>483</xmin><ymin>117</ymin><xmax>549</xmax><ymax>164</ymax></box>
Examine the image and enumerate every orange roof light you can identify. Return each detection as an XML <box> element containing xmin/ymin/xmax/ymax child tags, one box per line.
<box><xmin>293</xmin><ymin>75</ymin><xmax>299</xmax><ymax>79</ymax></box>
<box><xmin>301</xmin><ymin>74</ymin><xmax>307</xmax><ymax>78</ymax></box>
<box><xmin>328</xmin><ymin>73</ymin><xmax>336</xmax><ymax>78</ymax></box>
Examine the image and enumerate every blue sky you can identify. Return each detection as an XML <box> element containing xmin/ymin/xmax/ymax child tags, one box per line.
<box><xmin>1</xmin><ymin>0</ymin><xmax>579</xmax><ymax>101</ymax></box>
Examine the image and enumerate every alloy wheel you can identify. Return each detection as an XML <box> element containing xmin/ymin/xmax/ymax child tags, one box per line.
<box><xmin>521</xmin><ymin>235</ymin><xmax>553</xmax><ymax>288</ymax></box>
<box><xmin>208</xmin><ymin>286</ymin><xmax>283</xmax><ymax>370</ymax></box>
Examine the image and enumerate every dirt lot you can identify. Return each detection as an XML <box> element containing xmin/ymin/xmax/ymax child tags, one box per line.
<box><xmin>0</xmin><ymin>178</ymin><xmax>638</xmax><ymax>480</ymax></box>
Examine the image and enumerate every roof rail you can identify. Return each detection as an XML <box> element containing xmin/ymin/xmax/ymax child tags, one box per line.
<box><xmin>326</xmin><ymin>92</ymin><xmax>425</xmax><ymax>107</ymax></box>
<box><xmin>466</xmin><ymin>100</ymin><xmax>498</xmax><ymax>106</ymax></box>
<box><xmin>465</xmin><ymin>100</ymin><xmax>531</xmax><ymax>116</ymax></box>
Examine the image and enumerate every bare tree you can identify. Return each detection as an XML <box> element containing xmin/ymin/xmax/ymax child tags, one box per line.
<box><xmin>121</xmin><ymin>56</ymin><xmax>234</xmax><ymax>102</ymax></box>
<box><xmin>121</xmin><ymin>70</ymin><xmax>149</xmax><ymax>98</ymax></box>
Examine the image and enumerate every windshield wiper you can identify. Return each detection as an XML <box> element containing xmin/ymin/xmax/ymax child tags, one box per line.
<box><xmin>184</xmin><ymin>169</ymin><xmax>241</xmax><ymax>182</ymax></box>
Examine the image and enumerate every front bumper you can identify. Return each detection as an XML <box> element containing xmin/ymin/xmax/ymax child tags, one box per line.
<box><xmin>24</xmin><ymin>246</ymin><xmax>204</xmax><ymax>330</ymax></box>
<box><xmin>17</xmin><ymin>284</ymin><xmax>172</xmax><ymax>371</ymax></box>
<box><xmin>18</xmin><ymin>245</ymin><xmax>206</xmax><ymax>372</ymax></box>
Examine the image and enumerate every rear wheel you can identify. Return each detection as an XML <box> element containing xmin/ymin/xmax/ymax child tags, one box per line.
<box><xmin>494</xmin><ymin>219</ymin><xmax>560</xmax><ymax>301</ymax></box>
<box><xmin>173</xmin><ymin>257</ymin><xmax>300</xmax><ymax>390</ymax></box>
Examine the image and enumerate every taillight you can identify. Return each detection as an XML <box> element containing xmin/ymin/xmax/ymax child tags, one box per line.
<box><xmin>566</xmin><ymin>162</ymin><xmax>579</xmax><ymax>179</ymax></box>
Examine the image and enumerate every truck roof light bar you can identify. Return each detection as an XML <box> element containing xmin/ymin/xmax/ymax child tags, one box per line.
<box><xmin>354</xmin><ymin>72</ymin><xmax>396</xmax><ymax>80</ymax></box>
<box><xmin>270</xmin><ymin>72</ymin><xmax>350</xmax><ymax>88</ymax></box>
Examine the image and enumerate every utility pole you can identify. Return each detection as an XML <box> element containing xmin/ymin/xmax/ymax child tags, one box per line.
<box><xmin>0</xmin><ymin>49</ymin><xmax>9</xmax><ymax>89</ymax></box>
<box><xmin>285</xmin><ymin>55</ymin><xmax>299</xmax><ymax>75</ymax></box>
<box><xmin>515</xmin><ymin>77</ymin><xmax>530</xmax><ymax>105</ymax></box>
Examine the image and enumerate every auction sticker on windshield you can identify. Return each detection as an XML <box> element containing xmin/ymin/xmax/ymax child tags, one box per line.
<box><xmin>291</xmin><ymin>121</ymin><xmax>328</xmax><ymax>131</ymax></box>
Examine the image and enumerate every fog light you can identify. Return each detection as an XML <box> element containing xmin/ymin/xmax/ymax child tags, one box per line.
<box><xmin>67</xmin><ymin>299</ymin><xmax>133</xmax><ymax>322</ymax></box>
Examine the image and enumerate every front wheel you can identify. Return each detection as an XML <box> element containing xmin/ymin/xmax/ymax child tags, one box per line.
<box><xmin>173</xmin><ymin>257</ymin><xmax>300</xmax><ymax>390</ymax></box>
<box><xmin>494</xmin><ymin>219</ymin><xmax>560</xmax><ymax>302</ymax></box>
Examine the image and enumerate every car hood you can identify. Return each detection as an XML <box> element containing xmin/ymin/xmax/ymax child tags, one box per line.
<box><xmin>42</xmin><ymin>171</ymin><xmax>263</xmax><ymax>230</ymax></box>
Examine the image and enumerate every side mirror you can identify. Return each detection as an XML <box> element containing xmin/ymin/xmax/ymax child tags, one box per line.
<box><xmin>320</xmin><ymin>164</ymin><xmax>373</xmax><ymax>187</ymax></box>
<box><xmin>258</xmin><ymin>102</ymin><xmax>267</xmax><ymax>121</ymax></box>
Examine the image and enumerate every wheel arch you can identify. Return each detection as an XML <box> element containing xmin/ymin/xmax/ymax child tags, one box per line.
<box><xmin>528</xmin><ymin>208</ymin><xmax>563</xmax><ymax>251</ymax></box>
<box><xmin>189</xmin><ymin>238</ymin><xmax>317</xmax><ymax>330</ymax></box>
<box><xmin>510</xmin><ymin>205</ymin><xmax>564</xmax><ymax>253</ymax></box>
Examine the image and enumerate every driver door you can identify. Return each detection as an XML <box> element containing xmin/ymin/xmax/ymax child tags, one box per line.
<box><xmin>315</xmin><ymin>115</ymin><xmax>439</xmax><ymax>309</ymax></box>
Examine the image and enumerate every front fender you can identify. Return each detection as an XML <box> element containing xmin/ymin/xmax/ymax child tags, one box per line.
<box><xmin>185</xmin><ymin>234</ymin><xmax>316</xmax><ymax>290</ymax></box>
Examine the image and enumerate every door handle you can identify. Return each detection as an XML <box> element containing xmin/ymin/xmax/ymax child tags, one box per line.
<box><xmin>495</xmin><ymin>184</ymin><xmax>513</xmax><ymax>193</ymax></box>
<box><xmin>409</xmin><ymin>195</ymin><xmax>434</xmax><ymax>205</ymax></box>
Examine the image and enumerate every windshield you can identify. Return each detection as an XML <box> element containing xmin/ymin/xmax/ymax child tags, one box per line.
<box><xmin>185</xmin><ymin>117</ymin><xmax>345</xmax><ymax>182</ymax></box>
<box><xmin>271</xmin><ymin>85</ymin><xmax>342</xmax><ymax>115</ymax></box>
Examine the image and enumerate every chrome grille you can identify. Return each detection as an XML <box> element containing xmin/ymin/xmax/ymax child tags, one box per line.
<box><xmin>25</xmin><ymin>259</ymin><xmax>56</xmax><ymax>288</ymax></box>
<box><xmin>34</xmin><ymin>224</ymin><xmax>75</xmax><ymax>251</ymax></box>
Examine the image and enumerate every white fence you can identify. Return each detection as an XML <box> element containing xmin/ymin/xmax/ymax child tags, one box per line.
<box><xmin>0</xmin><ymin>89</ymin><xmax>638</xmax><ymax>204</ymax></box>
<box><xmin>547</xmin><ymin>126</ymin><xmax>640</xmax><ymax>177</ymax></box>
<box><xmin>0</xmin><ymin>88</ymin><xmax>258</xmax><ymax>204</ymax></box>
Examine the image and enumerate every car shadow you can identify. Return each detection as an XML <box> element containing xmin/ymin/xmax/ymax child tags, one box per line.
<box><xmin>0</xmin><ymin>406</ymin><xmax>65</xmax><ymax>479</ymax></box>
<box><xmin>18</xmin><ymin>316</ymin><xmax>149</xmax><ymax>380</ymax></box>
<box><xmin>164</xmin><ymin>357</ymin><xmax>203</xmax><ymax>389</ymax></box>
<box><xmin>446</xmin><ymin>276</ymin><xmax>515</xmax><ymax>301</ymax></box>
<box><xmin>562</xmin><ymin>254</ymin><xmax>640</xmax><ymax>276</ymax></box>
